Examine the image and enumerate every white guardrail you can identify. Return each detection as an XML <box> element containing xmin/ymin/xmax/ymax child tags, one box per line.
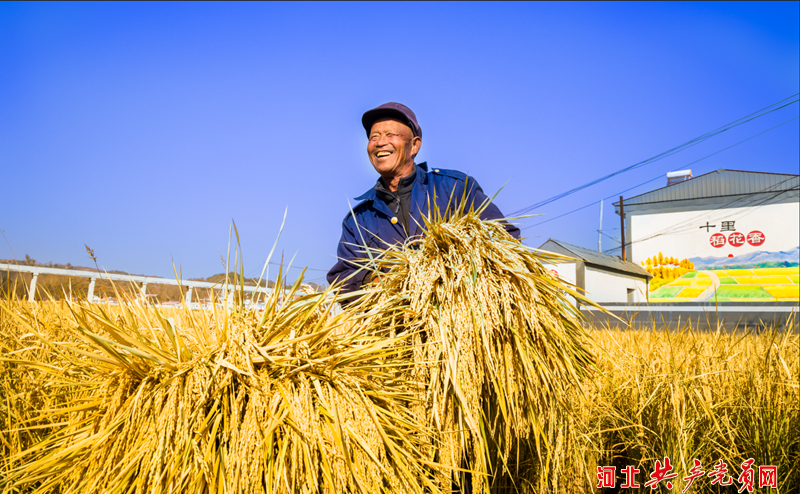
<box><xmin>0</xmin><ymin>263</ymin><xmax>274</xmax><ymax>304</ymax></box>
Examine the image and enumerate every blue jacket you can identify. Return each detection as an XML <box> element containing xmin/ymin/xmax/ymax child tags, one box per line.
<box><xmin>327</xmin><ymin>162</ymin><xmax>521</xmax><ymax>293</ymax></box>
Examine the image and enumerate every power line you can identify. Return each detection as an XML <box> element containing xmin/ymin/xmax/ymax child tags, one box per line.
<box><xmin>604</xmin><ymin>179</ymin><xmax>799</xmax><ymax>254</ymax></box>
<box><xmin>519</xmin><ymin>114</ymin><xmax>799</xmax><ymax>232</ymax></box>
<box><xmin>243</xmin><ymin>261</ymin><xmax>330</xmax><ymax>282</ymax></box>
<box><xmin>263</xmin><ymin>261</ymin><xmax>328</xmax><ymax>272</ymax></box>
<box><xmin>509</xmin><ymin>93</ymin><xmax>799</xmax><ymax>217</ymax></box>
<box><xmin>521</xmin><ymin>174</ymin><xmax>664</xmax><ymax>231</ymax></box>
<box><xmin>601</xmin><ymin>231</ymin><xmax>621</xmax><ymax>243</ymax></box>
<box><xmin>611</xmin><ymin>174</ymin><xmax>799</xmax><ymax>251</ymax></box>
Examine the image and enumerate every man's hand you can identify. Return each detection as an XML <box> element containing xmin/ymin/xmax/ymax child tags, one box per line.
<box><xmin>364</xmin><ymin>272</ymin><xmax>384</xmax><ymax>287</ymax></box>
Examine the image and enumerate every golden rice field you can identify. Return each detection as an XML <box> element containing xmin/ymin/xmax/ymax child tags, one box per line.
<box><xmin>1</xmin><ymin>211</ymin><xmax>798</xmax><ymax>493</ymax></box>
<box><xmin>2</xmin><ymin>299</ymin><xmax>796</xmax><ymax>493</ymax></box>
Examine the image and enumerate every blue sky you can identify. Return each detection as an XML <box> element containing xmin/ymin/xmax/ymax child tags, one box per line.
<box><xmin>1</xmin><ymin>2</ymin><xmax>798</xmax><ymax>284</ymax></box>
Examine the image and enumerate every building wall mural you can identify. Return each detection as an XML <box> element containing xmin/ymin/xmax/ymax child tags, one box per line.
<box><xmin>630</xmin><ymin>202</ymin><xmax>799</xmax><ymax>302</ymax></box>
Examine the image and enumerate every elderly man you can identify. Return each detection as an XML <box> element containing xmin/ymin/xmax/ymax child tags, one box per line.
<box><xmin>327</xmin><ymin>102</ymin><xmax>520</xmax><ymax>292</ymax></box>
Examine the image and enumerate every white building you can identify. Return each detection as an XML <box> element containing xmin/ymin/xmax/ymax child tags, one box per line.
<box><xmin>612</xmin><ymin>169</ymin><xmax>799</xmax><ymax>304</ymax></box>
<box><xmin>539</xmin><ymin>238</ymin><xmax>652</xmax><ymax>305</ymax></box>
<box><xmin>615</xmin><ymin>169</ymin><xmax>799</xmax><ymax>268</ymax></box>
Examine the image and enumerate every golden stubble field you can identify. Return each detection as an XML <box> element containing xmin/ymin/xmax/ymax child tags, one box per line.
<box><xmin>1</xmin><ymin>212</ymin><xmax>797</xmax><ymax>493</ymax></box>
<box><xmin>2</xmin><ymin>298</ymin><xmax>796</xmax><ymax>494</ymax></box>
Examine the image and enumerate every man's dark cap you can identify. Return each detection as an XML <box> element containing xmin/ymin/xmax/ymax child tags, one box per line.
<box><xmin>362</xmin><ymin>102</ymin><xmax>421</xmax><ymax>138</ymax></box>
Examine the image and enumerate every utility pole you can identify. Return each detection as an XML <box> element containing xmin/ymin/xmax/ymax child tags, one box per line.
<box><xmin>619</xmin><ymin>196</ymin><xmax>626</xmax><ymax>261</ymax></box>
<box><xmin>597</xmin><ymin>199</ymin><xmax>603</xmax><ymax>252</ymax></box>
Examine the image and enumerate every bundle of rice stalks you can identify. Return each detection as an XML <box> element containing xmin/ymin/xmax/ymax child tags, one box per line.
<box><xmin>1</xmin><ymin>275</ymin><xmax>444</xmax><ymax>493</ymax></box>
<box><xmin>349</xmin><ymin>201</ymin><xmax>597</xmax><ymax>493</ymax></box>
<box><xmin>1</xmin><ymin>299</ymin><xmax>88</xmax><ymax>473</ymax></box>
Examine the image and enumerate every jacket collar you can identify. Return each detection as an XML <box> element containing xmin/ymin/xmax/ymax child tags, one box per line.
<box><xmin>374</xmin><ymin>168</ymin><xmax>417</xmax><ymax>199</ymax></box>
<box><xmin>354</xmin><ymin>162</ymin><xmax>429</xmax><ymax>202</ymax></box>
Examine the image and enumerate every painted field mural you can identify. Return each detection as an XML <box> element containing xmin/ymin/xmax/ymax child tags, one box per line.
<box><xmin>631</xmin><ymin>202</ymin><xmax>799</xmax><ymax>302</ymax></box>
<box><xmin>641</xmin><ymin>253</ymin><xmax>695</xmax><ymax>292</ymax></box>
<box><xmin>649</xmin><ymin>266</ymin><xmax>799</xmax><ymax>302</ymax></box>
<box><xmin>643</xmin><ymin>250</ymin><xmax>800</xmax><ymax>302</ymax></box>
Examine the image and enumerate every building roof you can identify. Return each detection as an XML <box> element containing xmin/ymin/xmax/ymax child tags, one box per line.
<box><xmin>538</xmin><ymin>238</ymin><xmax>652</xmax><ymax>279</ymax></box>
<box><xmin>614</xmin><ymin>169</ymin><xmax>799</xmax><ymax>209</ymax></box>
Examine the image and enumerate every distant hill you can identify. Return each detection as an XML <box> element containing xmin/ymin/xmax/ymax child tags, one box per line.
<box><xmin>200</xmin><ymin>273</ymin><xmax>285</xmax><ymax>288</ymax></box>
<box><xmin>690</xmin><ymin>247</ymin><xmax>800</xmax><ymax>269</ymax></box>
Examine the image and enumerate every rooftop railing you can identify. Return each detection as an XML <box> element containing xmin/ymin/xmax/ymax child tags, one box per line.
<box><xmin>0</xmin><ymin>263</ymin><xmax>273</xmax><ymax>304</ymax></box>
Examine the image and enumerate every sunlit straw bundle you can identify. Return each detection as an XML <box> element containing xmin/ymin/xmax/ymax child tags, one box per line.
<box><xmin>349</xmin><ymin>198</ymin><xmax>596</xmax><ymax>493</ymax></box>
<box><xmin>2</xmin><ymin>198</ymin><xmax>597</xmax><ymax>493</ymax></box>
<box><xmin>1</xmin><ymin>277</ymin><xmax>443</xmax><ymax>494</ymax></box>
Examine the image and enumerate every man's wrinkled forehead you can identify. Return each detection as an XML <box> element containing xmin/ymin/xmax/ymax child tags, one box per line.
<box><xmin>369</xmin><ymin>117</ymin><xmax>414</xmax><ymax>137</ymax></box>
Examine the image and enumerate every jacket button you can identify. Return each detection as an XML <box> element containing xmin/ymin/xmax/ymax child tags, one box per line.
<box><xmin>391</xmin><ymin>217</ymin><xmax>398</xmax><ymax>224</ymax></box>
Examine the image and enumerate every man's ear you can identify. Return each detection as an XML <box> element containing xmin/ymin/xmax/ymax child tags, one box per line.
<box><xmin>411</xmin><ymin>136</ymin><xmax>422</xmax><ymax>159</ymax></box>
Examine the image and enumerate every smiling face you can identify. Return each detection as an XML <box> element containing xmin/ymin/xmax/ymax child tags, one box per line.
<box><xmin>367</xmin><ymin>118</ymin><xmax>422</xmax><ymax>190</ymax></box>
